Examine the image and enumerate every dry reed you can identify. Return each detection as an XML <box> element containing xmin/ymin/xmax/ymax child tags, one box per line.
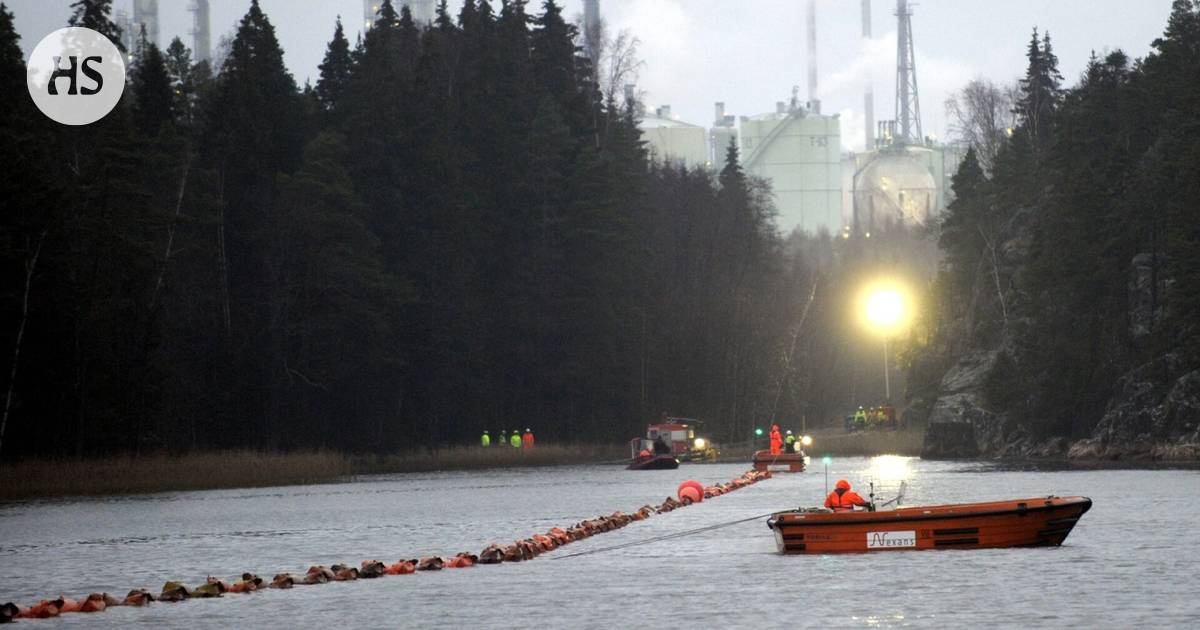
<box><xmin>0</xmin><ymin>444</ymin><xmax>627</xmax><ymax>501</ymax></box>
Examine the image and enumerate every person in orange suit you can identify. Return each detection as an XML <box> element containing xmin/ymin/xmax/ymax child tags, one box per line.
<box><xmin>522</xmin><ymin>428</ymin><xmax>534</xmax><ymax>449</ymax></box>
<box><xmin>769</xmin><ymin>424</ymin><xmax>782</xmax><ymax>455</ymax></box>
<box><xmin>825</xmin><ymin>479</ymin><xmax>871</xmax><ymax>512</ymax></box>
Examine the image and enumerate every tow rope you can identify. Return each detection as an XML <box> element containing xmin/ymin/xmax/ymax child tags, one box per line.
<box><xmin>552</xmin><ymin>511</ymin><xmax>778</xmax><ymax>560</ymax></box>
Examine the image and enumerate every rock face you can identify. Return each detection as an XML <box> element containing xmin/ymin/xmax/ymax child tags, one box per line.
<box><xmin>913</xmin><ymin>207</ymin><xmax>1198</xmax><ymax>461</ymax></box>
<box><xmin>1071</xmin><ymin>357</ymin><xmax>1200</xmax><ymax>461</ymax></box>
<box><xmin>921</xmin><ymin>422</ymin><xmax>979</xmax><ymax>459</ymax></box>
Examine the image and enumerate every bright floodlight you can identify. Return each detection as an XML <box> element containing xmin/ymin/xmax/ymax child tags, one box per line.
<box><xmin>866</xmin><ymin>289</ymin><xmax>904</xmax><ymax>329</ymax></box>
<box><xmin>859</xmin><ymin>281</ymin><xmax>912</xmax><ymax>335</ymax></box>
<box><xmin>800</xmin><ymin>435</ymin><xmax>813</xmax><ymax>447</ymax></box>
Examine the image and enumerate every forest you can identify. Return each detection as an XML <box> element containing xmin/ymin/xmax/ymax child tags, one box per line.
<box><xmin>0</xmin><ymin>0</ymin><xmax>856</xmax><ymax>459</ymax></box>
<box><xmin>904</xmin><ymin>0</ymin><xmax>1200</xmax><ymax>456</ymax></box>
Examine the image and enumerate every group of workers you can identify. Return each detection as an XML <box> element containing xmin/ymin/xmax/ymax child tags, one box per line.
<box><xmin>480</xmin><ymin>429</ymin><xmax>535</xmax><ymax>449</ymax></box>
<box><xmin>767</xmin><ymin>424</ymin><xmax>802</xmax><ymax>455</ymax></box>
<box><xmin>845</xmin><ymin>405</ymin><xmax>897</xmax><ymax>432</ymax></box>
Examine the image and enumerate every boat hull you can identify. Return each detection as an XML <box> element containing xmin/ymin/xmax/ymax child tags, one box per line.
<box><xmin>752</xmin><ymin>449</ymin><xmax>806</xmax><ymax>472</ymax></box>
<box><xmin>767</xmin><ymin>496</ymin><xmax>1091</xmax><ymax>553</ymax></box>
<box><xmin>626</xmin><ymin>454</ymin><xmax>680</xmax><ymax>470</ymax></box>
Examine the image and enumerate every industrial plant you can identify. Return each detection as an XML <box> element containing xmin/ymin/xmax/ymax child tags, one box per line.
<box><xmin>633</xmin><ymin>0</ymin><xmax>965</xmax><ymax>235</ymax></box>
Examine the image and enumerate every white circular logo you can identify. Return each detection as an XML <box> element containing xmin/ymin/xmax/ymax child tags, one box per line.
<box><xmin>26</xmin><ymin>27</ymin><xmax>126</xmax><ymax>126</ymax></box>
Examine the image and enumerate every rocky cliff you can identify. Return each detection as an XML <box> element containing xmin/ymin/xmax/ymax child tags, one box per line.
<box><xmin>912</xmin><ymin>210</ymin><xmax>1200</xmax><ymax>461</ymax></box>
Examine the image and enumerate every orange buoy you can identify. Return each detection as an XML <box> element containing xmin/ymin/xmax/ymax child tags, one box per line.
<box><xmin>679</xmin><ymin>485</ymin><xmax>702</xmax><ymax>503</ymax></box>
<box><xmin>678</xmin><ymin>480</ymin><xmax>705</xmax><ymax>503</ymax></box>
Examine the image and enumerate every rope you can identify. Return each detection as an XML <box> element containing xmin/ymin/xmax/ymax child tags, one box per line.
<box><xmin>552</xmin><ymin>511</ymin><xmax>778</xmax><ymax>560</ymax></box>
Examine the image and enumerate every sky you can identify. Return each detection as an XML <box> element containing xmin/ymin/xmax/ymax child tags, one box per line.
<box><xmin>9</xmin><ymin>1</ymin><xmax>1176</xmax><ymax>150</ymax></box>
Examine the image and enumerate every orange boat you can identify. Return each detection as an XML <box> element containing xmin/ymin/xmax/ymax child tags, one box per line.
<box><xmin>766</xmin><ymin>496</ymin><xmax>1091</xmax><ymax>553</ymax></box>
<box><xmin>751</xmin><ymin>449</ymin><xmax>806</xmax><ymax>473</ymax></box>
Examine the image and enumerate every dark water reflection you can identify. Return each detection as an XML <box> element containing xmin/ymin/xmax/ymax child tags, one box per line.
<box><xmin>1</xmin><ymin>458</ymin><xmax>1196</xmax><ymax>628</ymax></box>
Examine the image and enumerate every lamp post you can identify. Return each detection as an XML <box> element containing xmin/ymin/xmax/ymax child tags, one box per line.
<box><xmin>862</xmin><ymin>284</ymin><xmax>908</xmax><ymax>403</ymax></box>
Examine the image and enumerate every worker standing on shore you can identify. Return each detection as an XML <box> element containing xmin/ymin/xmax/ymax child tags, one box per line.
<box><xmin>499</xmin><ymin>430</ymin><xmax>508</xmax><ymax>447</ymax></box>
<box><xmin>510</xmin><ymin>430</ymin><xmax>521</xmax><ymax>448</ymax></box>
<box><xmin>853</xmin><ymin>407</ymin><xmax>867</xmax><ymax>432</ymax></box>
<box><xmin>825</xmin><ymin>479</ymin><xmax>870</xmax><ymax>512</ymax></box>
<box><xmin>481</xmin><ymin>430</ymin><xmax>491</xmax><ymax>447</ymax></box>
<box><xmin>522</xmin><ymin>429</ymin><xmax>534</xmax><ymax>450</ymax></box>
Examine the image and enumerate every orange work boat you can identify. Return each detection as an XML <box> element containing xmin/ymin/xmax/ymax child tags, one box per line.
<box><xmin>751</xmin><ymin>449</ymin><xmax>806</xmax><ymax>473</ymax></box>
<box><xmin>766</xmin><ymin>496</ymin><xmax>1091</xmax><ymax>553</ymax></box>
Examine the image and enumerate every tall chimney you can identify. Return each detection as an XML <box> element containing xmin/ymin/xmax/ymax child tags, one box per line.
<box><xmin>190</xmin><ymin>0</ymin><xmax>210</xmax><ymax>64</ymax></box>
<box><xmin>806</xmin><ymin>0</ymin><xmax>819</xmax><ymax>114</ymax></box>
<box><xmin>583</xmin><ymin>0</ymin><xmax>601</xmax><ymax>62</ymax></box>
<box><xmin>714</xmin><ymin>102</ymin><xmax>726</xmax><ymax>125</ymax></box>
<box><xmin>863</xmin><ymin>0</ymin><xmax>874</xmax><ymax>149</ymax></box>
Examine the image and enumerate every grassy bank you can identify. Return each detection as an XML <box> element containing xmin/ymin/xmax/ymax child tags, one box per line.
<box><xmin>807</xmin><ymin>428</ymin><xmax>925</xmax><ymax>457</ymax></box>
<box><xmin>0</xmin><ymin>444</ymin><xmax>628</xmax><ymax>501</ymax></box>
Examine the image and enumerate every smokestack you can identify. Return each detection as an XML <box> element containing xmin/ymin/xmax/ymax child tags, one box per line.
<box><xmin>714</xmin><ymin>102</ymin><xmax>726</xmax><ymax>125</ymax></box>
<box><xmin>133</xmin><ymin>0</ymin><xmax>159</xmax><ymax>48</ymax></box>
<box><xmin>863</xmin><ymin>0</ymin><xmax>874</xmax><ymax>149</ymax></box>
<box><xmin>807</xmin><ymin>0</ymin><xmax>819</xmax><ymax>114</ymax></box>
<box><xmin>583</xmin><ymin>0</ymin><xmax>601</xmax><ymax>61</ymax></box>
<box><xmin>190</xmin><ymin>0</ymin><xmax>210</xmax><ymax>64</ymax></box>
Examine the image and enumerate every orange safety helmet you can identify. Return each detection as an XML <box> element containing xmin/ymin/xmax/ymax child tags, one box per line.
<box><xmin>835</xmin><ymin>479</ymin><xmax>851</xmax><ymax>490</ymax></box>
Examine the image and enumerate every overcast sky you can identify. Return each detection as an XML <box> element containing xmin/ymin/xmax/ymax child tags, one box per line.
<box><xmin>10</xmin><ymin>1</ymin><xmax>1175</xmax><ymax>150</ymax></box>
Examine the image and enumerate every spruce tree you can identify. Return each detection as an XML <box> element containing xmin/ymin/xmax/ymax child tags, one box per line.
<box><xmin>315</xmin><ymin>17</ymin><xmax>352</xmax><ymax>115</ymax></box>
<box><xmin>938</xmin><ymin>147</ymin><xmax>987</xmax><ymax>300</ymax></box>
<box><xmin>132</xmin><ymin>39</ymin><xmax>173</xmax><ymax>137</ymax></box>
<box><xmin>68</xmin><ymin>0</ymin><xmax>124</xmax><ymax>51</ymax></box>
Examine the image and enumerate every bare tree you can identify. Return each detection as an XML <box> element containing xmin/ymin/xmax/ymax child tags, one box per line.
<box><xmin>600</xmin><ymin>28</ymin><xmax>644</xmax><ymax>109</ymax></box>
<box><xmin>944</xmin><ymin>78</ymin><xmax>1018</xmax><ymax>173</ymax></box>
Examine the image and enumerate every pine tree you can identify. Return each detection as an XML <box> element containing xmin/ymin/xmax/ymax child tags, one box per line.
<box><xmin>1014</xmin><ymin>28</ymin><xmax>1062</xmax><ymax>153</ymax></box>
<box><xmin>68</xmin><ymin>0</ymin><xmax>124</xmax><ymax>51</ymax></box>
<box><xmin>132</xmin><ymin>39</ymin><xmax>173</xmax><ymax>137</ymax></box>
<box><xmin>938</xmin><ymin>147</ymin><xmax>987</xmax><ymax>300</ymax></box>
<box><xmin>315</xmin><ymin>18</ymin><xmax>352</xmax><ymax>116</ymax></box>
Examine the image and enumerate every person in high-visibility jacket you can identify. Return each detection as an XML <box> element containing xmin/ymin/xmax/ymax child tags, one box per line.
<box><xmin>769</xmin><ymin>424</ymin><xmax>782</xmax><ymax>455</ymax></box>
<box><xmin>853</xmin><ymin>407</ymin><xmax>867</xmax><ymax>432</ymax></box>
<box><xmin>784</xmin><ymin>430</ymin><xmax>796</xmax><ymax>453</ymax></box>
<box><xmin>499</xmin><ymin>430</ymin><xmax>508</xmax><ymax>447</ymax></box>
<box><xmin>522</xmin><ymin>429</ymin><xmax>534</xmax><ymax>449</ymax></box>
<box><xmin>481</xmin><ymin>430</ymin><xmax>491</xmax><ymax>447</ymax></box>
<box><xmin>510</xmin><ymin>430</ymin><xmax>521</xmax><ymax>448</ymax></box>
<box><xmin>825</xmin><ymin>479</ymin><xmax>870</xmax><ymax>512</ymax></box>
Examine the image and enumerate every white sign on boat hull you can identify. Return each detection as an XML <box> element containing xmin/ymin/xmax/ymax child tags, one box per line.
<box><xmin>867</xmin><ymin>530</ymin><xmax>917</xmax><ymax>549</ymax></box>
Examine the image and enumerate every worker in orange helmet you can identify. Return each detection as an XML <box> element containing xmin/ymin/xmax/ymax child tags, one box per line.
<box><xmin>825</xmin><ymin>479</ymin><xmax>871</xmax><ymax>512</ymax></box>
<box><xmin>769</xmin><ymin>424</ymin><xmax>783</xmax><ymax>455</ymax></box>
<box><xmin>522</xmin><ymin>428</ymin><xmax>534</xmax><ymax>449</ymax></box>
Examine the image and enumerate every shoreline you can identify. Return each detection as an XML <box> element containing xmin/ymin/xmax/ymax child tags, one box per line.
<box><xmin>0</xmin><ymin>444</ymin><xmax>627</xmax><ymax>502</ymax></box>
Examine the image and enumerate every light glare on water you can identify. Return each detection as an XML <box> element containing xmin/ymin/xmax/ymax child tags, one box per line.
<box><xmin>1</xmin><ymin>459</ymin><xmax>1197</xmax><ymax>628</ymax></box>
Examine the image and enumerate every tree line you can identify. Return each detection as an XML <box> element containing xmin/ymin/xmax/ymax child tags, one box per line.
<box><xmin>0</xmin><ymin>0</ymin><xmax>825</xmax><ymax>459</ymax></box>
<box><xmin>906</xmin><ymin>0</ymin><xmax>1200</xmax><ymax>441</ymax></box>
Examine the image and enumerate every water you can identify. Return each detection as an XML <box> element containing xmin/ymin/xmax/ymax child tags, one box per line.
<box><xmin>1</xmin><ymin>458</ymin><xmax>1197</xmax><ymax>628</ymax></box>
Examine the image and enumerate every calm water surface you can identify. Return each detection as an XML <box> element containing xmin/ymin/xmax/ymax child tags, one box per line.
<box><xmin>1</xmin><ymin>458</ymin><xmax>1196</xmax><ymax>628</ymax></box>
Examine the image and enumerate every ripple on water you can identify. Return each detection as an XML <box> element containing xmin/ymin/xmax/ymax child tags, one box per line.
<box><xmin>0</xmin><ymin>459</ymin><xmax>1197</xmax><ymax>628</ymax></box>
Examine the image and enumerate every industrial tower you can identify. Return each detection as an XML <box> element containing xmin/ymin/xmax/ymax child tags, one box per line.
<box><xmin>189</xmin><ymin>0</ymin><xmax>211</xmax><ymax>64</ymax></box>
<box><xmin>364</xmin><ymin>0</ymin><xmax>436</xmax><ymax>29</ymax></box>
<box><xmin>583</xmin><ymin>0</ymin><xmax>601</xmax><ymax>64</ymax></box>
<box><xmin>894</xmin><ymin>0</ymin><xmax>922</xmax><ymax>144</ymax></box>
<box><xmin>132</xmin><ymin>0</ymin><xmax>159</xmax><ymax>49</ymax></box>
<box><xmin>862</xmin><ymin>0</ymin><xmax>874</xmax><ymax>149</ymax></box>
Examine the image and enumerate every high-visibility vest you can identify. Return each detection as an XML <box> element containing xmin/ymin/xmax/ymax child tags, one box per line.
<box><xmin>510</xmin><ymin>434</ymin><xmax>521</xmax><ymax>448</ymax></box>
<box><xmin>481</xmin><ymin>434</ymin><xmax>491</xmax><ymax>447</ymax></box>
<box><xmin>785</xmin><ymin>434</ymin><xmax>796</xmax><ymax>444</ymax></box>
